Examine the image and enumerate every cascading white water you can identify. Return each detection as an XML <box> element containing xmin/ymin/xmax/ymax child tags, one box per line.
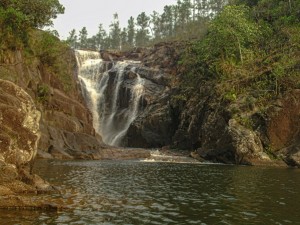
<box><xmin>75</xmin><ymin>50</ymin><xmax>144</xmax><ymax>146</ymax></box>
<box><xmin>109</xmin><ymin>67</ymin><xmax>145</xmax><ymax>146</ymax></box>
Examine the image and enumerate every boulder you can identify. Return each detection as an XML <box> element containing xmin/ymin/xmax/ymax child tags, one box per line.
<box><xmin>228</xmin><ymin>119</ymin><xmax>271</xmax><ymax>165</ymax></box>
<box><xmin>0</xmin><ymin>79</ymin><xmax>52</xmax><ymax>196</ymax></box>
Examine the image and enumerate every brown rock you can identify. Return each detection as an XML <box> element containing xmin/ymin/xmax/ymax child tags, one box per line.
<box><xmin>0</xmin><ymin>79</ymin><xmax>53</xmax><ymax>195</ymax></box>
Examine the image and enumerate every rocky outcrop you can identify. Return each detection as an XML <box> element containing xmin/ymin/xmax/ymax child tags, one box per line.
<box><xmin>228</xmin><ymin>119</ymin><xmax>271</xmax><ymax>164</ymax></box>
<box><xmin>0</xmin><ymin>80</ymin><xmax>52</xmax><ymax>197</ymax></box>
<box><xmin>37</xmin><ymin>87</ymin><xmax>104</xmax><ymax>159</ymax></box>
<box><xmin>97</xmin><ymin>43</ymin><xmax>182</xmax><ymax>148</ymax></box>
<box><xmin>126</xmin><ymin>66</ymin><xmax>175</xmax><ymax>148</ymax></box>
<box><xmin>267</xmin><ymin>90</ymin><xmax>300</xmax><ymax>167</ymax></box>
<box><xmin>104</xmin><ymin>42</ymin><xmax>299</xmax><ymax>167</ymax></box>
<box><xmin>170</xmin><ymin>87</ymin><xmax>300</xmax><ymax>166</ymax></box>
<box><xmin>0</xmin><ymin>45</ymin><xmax>105</xmax><ymax>159</ymax></box>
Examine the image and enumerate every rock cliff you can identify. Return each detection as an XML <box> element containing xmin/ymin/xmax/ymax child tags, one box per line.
<box><xmin>0</xmin><ymin>79</ymin><xmax>52</xmax><ymax>197</ymax></box>
<box><xmin>0</xmin><ymin>41</ymin><xmax>103</xmax><ymax>160</ymax></box>
<box><xmin>1</xmin><ymin>34</ymin><xmax>298</xmax><ymax>168</ymax></box>
<box><xmin>100</xmin><ymin>42</ymin><xmax>299</xmax><ymax>167</ymax></box>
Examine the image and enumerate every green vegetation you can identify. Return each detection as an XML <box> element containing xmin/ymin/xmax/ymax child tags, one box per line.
<box><xmin>29</xmin><ymin>30</ymin><xmax>75</xmax><ymax>91</ymax></box>
<box><xmin>0</xmin><ymin>0</ymin><xmax>64</xmax><ymax>50</ymax></box>
<box><xmin>178</xmin><ymin>0</ymin><xmax>300</xmax><ymax>109</ymax></box>
<box><xmin>0</xmin><ymin>0</ymin><xmax>75</xmax><ymax>92</ymax></box>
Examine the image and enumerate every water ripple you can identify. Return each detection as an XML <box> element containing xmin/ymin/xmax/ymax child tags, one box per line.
<box><xmin>1</xmin><ymin>160</ymin><xmax>299</xmax><ymax>225</ymax></box>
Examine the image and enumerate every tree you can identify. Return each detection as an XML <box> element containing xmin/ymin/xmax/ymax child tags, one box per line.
<box><xmin>66</xmin><ymin>29</ymin><xmax>77</xmax><ymax>48</ymax></box>
<box><xmin>95</xmin><ymin>24</ymin><xmax>107</xmax><ymax>50</ymax></box>
<box><xmin>79</xmin><ymin>27</ymin><xmax>88</xmax><ymax>49</ymax></box>
<box><xmin>209</xmin><ymin>0</ymin><xmax>227</xmax><ymax>17</ymax></box>
<box><xmin>178</xmin><ymin>0</ymin><xmax>192</xmax><ymax>27</ymax></box>
<box><xmin>4</xmin><ymin>0</ymin><xmax>65</xmax><ymax>28</ymax></box>
<box><xmin>87</xmin><ymin>35</ymin><xmax>97</xmax><ymax>49</ymax></box>
<box><xmin>0</xmin><ymin>0</ymin><xmax>64</xmax><ymax>49</ymax></box>
<box><xmin>161</xmin><ymin>6</ymin><xmax>174</xmax><ymax>38</ymax></box>
<box><xmin>109</xmin><ymin>13</ymin><xmax>121</xmax><ymax>49</ymax></box>
<box><xmin>127</xmin><ymin>16</ymin><xmax>135</xmax><ymax>47</ymax></box>
<box><xmin>203</xmin><ymin>5</ymin><xmax>260</xmax><ymax>64</ymax></box>
<box><xmin>0</xmin><ymin>7</ymin><xmax>28</xmax><ymax>48</ymax></box>
<box><xmin>151</xmin><ymin>11</ymin><xmax>162</xmax><ymax>42</ymax></box>
<box><xmin>172</xmin><ymin>5</ymin><xmax>180</xmax><ymax>36</ymax></box>
<box><xmin>120</xmin><ymin>28</ymin><xmax>128</xmax><ymax>50</ymax></box>
<box><xmin>102</xmin><ymin>36</ymin><xmax>111</xmax><ymax>50</ymax></box>
<box><xmin>136</xmin><ymin>12</ymin><xmax>150</xmax><ymax>47</ymax></box>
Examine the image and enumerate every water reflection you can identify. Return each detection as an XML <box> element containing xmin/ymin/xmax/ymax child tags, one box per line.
<box><xmin>1</xmin><ymin>160</ymin><xmax>299</xmax><ymax>224</ymax></box>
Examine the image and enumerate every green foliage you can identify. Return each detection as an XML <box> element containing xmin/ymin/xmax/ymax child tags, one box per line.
<box><xmin>96</xmin><ymin>24</ymin><xmax>108</xmax><ymax>50</ymax></box>
<box><xmin>177</xmin><ymin>0</ymin><xmax>300</xmax><ymax>117</ymax></box>
<box><xmin>0</xmin><ymin>7</ymin><xmax>28</xmax><ymax>49</ymax></box>
<box><xmin>127</xmin><ymin>17</ymin><xmax>135</xmax><ymax>47</ymax></box>
<box><xmin>136</xmin><ymin>12</ymin><xmax>150</xmax><ymax>47</ymax></box>
<box><xmin>33</xmin><ymin>31</ymin><xmax>62</xmax><ymax>65</ymax></box>
<box><xmin>37</xmin><ymin>84</ymin><xmax>50</xmax><ymax>102</ymax></box>
<box><xmin>0</xmin><ymin>0</ymin><xmax>64</xmax><ymax>50</ymax></box>
<box><xmin>2</xmin><ymin>0</ymin><xmax>64</xmax><ymax>28</ymax></box>
<box><xmin>79</xmin><ymin>27</ymin><xmax>88</xmax><ymax>49</ymax></box>
<box><xmin>264</xmin><ymin>145</ymin><xmax>279</xmax><ymax>160</ymax></box>
<box><xmin>236</xmin><ymin>115</ymin><xmax>254</xmax><ymax>129</ymax></box>
<box><xmin>29</xmin><ymin>30</ymin><xmax>74</xmax><ymax>91</ymax></box>
<box><xmin>109</xmin><ymin>13</ymin><xmax>121</xmax><ymax>50</ymax></box>
<box><xmin>66</xmin><ymin>29</ymin><xmax>77</xmax><ymax>49</ymax></box>
<box><xmin>204</xmin><ymin>5</ymin><xmax>261</xmax><ymax>64</ymax></box>
<box><xmin>224</xmin><ymin>90</ymin><xmax>237</xmax><ymax>102</ymax></box>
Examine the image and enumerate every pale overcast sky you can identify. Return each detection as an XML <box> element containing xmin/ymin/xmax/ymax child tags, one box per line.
<box><xmin>53</xmin><ymin>0</ymin><xmax>178</xmax><ymax>39</ymax></box>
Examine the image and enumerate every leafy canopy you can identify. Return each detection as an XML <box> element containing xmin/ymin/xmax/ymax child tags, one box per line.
<box><xmin>0</xmin><ymin>0</ymin><xmax>64</xmax><ymax>49</ymax></box>
<box><xmin>0</xmin><ymin>0</ymin><xmax>64</xmax><ymax>28</ymax></box>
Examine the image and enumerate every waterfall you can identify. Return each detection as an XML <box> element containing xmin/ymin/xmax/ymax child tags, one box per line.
<box><xmin>75</xmin><ymin>50</ymin><xmax>144</xmax><ymax>146</ymax></box>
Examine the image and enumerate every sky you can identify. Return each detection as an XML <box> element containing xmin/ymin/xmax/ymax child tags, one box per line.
<box><xmin>53</xmin><ymin>0</ymin><xmax>178</xmax><ymax>39</ymax></box>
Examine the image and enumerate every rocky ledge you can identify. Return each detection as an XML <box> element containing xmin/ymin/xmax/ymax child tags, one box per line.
<box><xmin>38</xmin><ymin>146</ymin><xmax>151</xmax><ymax>160</ymax></box>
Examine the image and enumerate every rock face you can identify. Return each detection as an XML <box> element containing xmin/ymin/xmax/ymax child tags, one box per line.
<box><xmin>100</xmin><ymin>42</ymin><xmax>299</xmax><ymax>167</ymax></box>
<box><xmin>0</xmin><ymin>79</ymin><xmax>52</xmax><ymax>195</ymax></box>
<box><xmin>1</xmin><ymin>36</ymin><xmax>297</xmax><ymax>168</ymax></box>
<box><xmin>228</xmin><ymin>119</ymin><xmax>270</xmax><ymax>164</ymax></box>
<box><xmin>0</xmin><ymin>47</ymin><xmax>104</xmax><ymax>160</ymax></box>
<box><xmin>76</xmin><ymin>49</ymin><xmax>176</xmax><ymax>148</ymax></box>
<box><xmin>126</xmin><ymin>66</ymin><xmax>175</xmax><ymax>148</ymax></box>
<box><xmin>267</xmin><ymin>90</ymin><xmax>300</xmax><ymax>167</ymax></box>
<box><xmin>94</xmin><ymin>43</ymin><xmax>182</xmax><ymax>148</ymax></box>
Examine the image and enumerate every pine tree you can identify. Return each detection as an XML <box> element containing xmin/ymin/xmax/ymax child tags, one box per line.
<box><xmin>79</xmin><ymin>27</ymin><xmax>88</xmax><ymax>49</ymax></box>
<box><xmin>109</xmin><ymin>13</ymin><xmax>121</xmax><ymax>50</ymax></box>
<box><xmin>151</xmin><ymin>11</ymin><xmax>162</xmax><ymax>42</ymax></box>
<box><xmin>136</xmin><ymin>12</ymin><xmax>150</xmax><ymax>47</ymax></box>
<box><xmin>96</xmin><ymin>24</ymin><xmax>107</xmax><ymax>50</ymax></box>
<box><xmin>120</xmin><ymin>28</ymin><xmax>128</xmax><ymax>50</ymax></box>
<box><xmin>127</xmin><ymin>16</ymin><xmax>135</xmax><ymax>47</ymax></box>
<box><xmin>66</xmin><ymin>29</ymin><xmax>77</xmax><ymax>48</ymax></box>
<box><xmin>161</xmin><ymin>5</ymin><xmax>174</xmax><ymax>38</ymax></box>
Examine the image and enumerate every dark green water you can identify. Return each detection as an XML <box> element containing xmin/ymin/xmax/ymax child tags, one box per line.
<box><xmin>1</xmin><ymin>160</ymin><xmax>300</xmax><ymax>224</ymax></box>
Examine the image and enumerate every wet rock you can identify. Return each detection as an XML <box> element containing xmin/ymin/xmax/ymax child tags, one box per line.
<box><xmin>0</xmin><ymin>196</ymin><xmax>62</xmax><ymax>210</ymax></box>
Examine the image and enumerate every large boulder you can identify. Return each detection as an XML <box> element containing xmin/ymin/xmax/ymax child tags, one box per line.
<box><xmin>0</xmin><ymin>79</ymin><xmax>51</xmax><ymax>196</ymax></box>
<box><xmin>228</xmin><ymin>119</ymin><xmax>271</xmax><ymax>165</ymax></box>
